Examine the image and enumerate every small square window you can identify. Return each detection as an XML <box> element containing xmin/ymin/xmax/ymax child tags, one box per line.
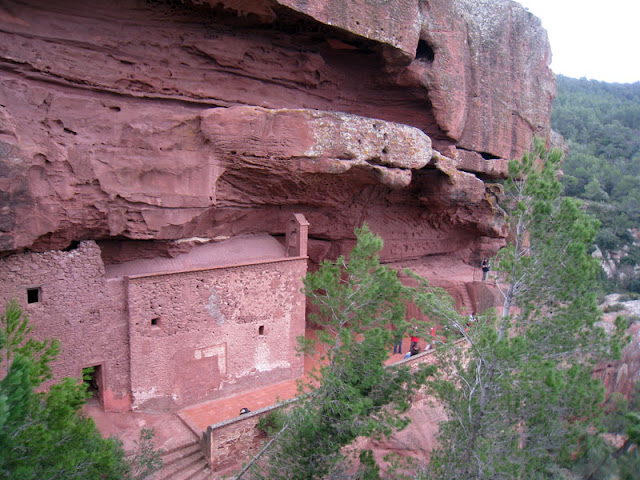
<box><xmin>258</xmin><ymin>325</ymin><xmax>265</xmax><ymax>336</ymax></box>
<box><xmin>151</xmin><ymin>317</ymin><xmax>160</xmax><ymax>327</ymax></box>
<box><xmin>27</xmin><ymin>287</ymin><xmax>41</xmax><ymax>304</ymax></box>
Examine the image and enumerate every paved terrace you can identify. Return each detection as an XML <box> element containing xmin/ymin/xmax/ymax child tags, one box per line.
<box><xmin>87</xmin><ymin>329</ymin><xmax>425</xmax><ymax>452</ymax></box>
<box><xmin>178</xmin><ymin>330</ymin><xmax>416</xmax><ymax>431</ymax></box>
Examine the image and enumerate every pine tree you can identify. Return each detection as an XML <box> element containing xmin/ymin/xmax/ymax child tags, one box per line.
<box><xmin>419</xmin><ymin>140</ymin><xmax>626</xmax><ymax>479</ymax></box>
<box><xmin>0</xmin><ymin>300</ymin><xmax>151</xmax><ymax>480</ymax></box>
<box><xmin>238</xmin><ymin>225</ymin><xmax>433</xmax><ymax>479</ymax></box>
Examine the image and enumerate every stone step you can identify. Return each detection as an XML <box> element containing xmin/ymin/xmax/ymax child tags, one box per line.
<box><xmin>156</xmin><ymin>448</ymin><xmax>205</xmax><ymax>480</ymax></box>
<box><xmin>188</xmin><ymin>465</ymin><xmax>216</xmax><ymax>480</ymax></box>
<box><xmin>209</xmin><ymin>462</ymin><xmax>243</xmax><ymax>480</ymax></box>
<box><xmin>170</xmin><ymin>458</ymin><xmax>209</xmax><ymax>480</ymax></box>
<box><xmin>161</xmin><ymin>441</ymin><xmax>202</xmax><ymax>468</ymax></box>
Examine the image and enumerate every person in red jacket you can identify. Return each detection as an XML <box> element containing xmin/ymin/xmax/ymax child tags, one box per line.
<box><xmin>410</xmin><ymin>327</ymin><xmax>419</xmax><ymax>351</ymax></box>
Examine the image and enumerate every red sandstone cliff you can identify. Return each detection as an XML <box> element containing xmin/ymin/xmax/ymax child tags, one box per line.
<box><xmin>0</xmin><ymin>0</ymin><xmax>557</xmax><ymax>469</ymax></box>
<box><xmin>0</xmin><ymin>0</ymin><xmax>554</xmax><ymax>268</ymax></box>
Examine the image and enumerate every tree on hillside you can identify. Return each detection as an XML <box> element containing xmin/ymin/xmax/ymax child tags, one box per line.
<box><xmin>238</xmin><ymin>225</ymin><xmax>434</xmax><ymax>479</ymax></box>
<box><xmin>0</xmin><ymin>300</ymin><xmax>162</xmax><ymax>480</ymax></box>
<box><xmin>494</xmin><ymin>138</ymin><xmax>603</xmax><ymax>340</ymax></box>
<box><xmin>418</xmin><ymin>140</ymin><xmax>627</xmax><ymax>479</ymax></box>
<box><xmin>569</xmin><ymin>382</ymin><xmax>640</xmax><ymax>480</ymax></box>
<box><xmin>552</xmin><ymin>76</ymin><xmax>640</xmax><ymax>292</ymax></box>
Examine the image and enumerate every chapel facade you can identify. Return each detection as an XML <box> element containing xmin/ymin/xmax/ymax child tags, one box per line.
<box><xmin>0</xmin><ymin>214</ymin><xmax>309</xmax><ymax>412</ymax></box>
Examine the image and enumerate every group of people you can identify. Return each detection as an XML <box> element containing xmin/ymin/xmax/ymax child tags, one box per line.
<box><xmin>393</xmin><ymin>311</ymin><xmax>480</xmax><ymax>357</ymax></box>
<box><xmin>393</xmin><ymin>327</ymin><xmax>431</xmax><ymax>359</ymax></box>
<box><xmin>389</xmin><ymin>256</ymin><xmax>490</xmax><ymax>357</ymax></box>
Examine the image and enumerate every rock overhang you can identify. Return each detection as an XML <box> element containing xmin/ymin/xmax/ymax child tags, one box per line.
<box><xmin>201</xmin><ymin>106</ymin><xmax>433</xmax><ymax>189</ymax></box>
<box><xmin>0</xmin><ymin>0</ymin><xmax>552</xmax><ymax>261</ymax></box>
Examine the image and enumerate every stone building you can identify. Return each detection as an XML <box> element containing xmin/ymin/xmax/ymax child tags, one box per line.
<box><xmin>0</xmin><ymin>214</ymin><xmax>309</xmax><ymax>413</ymax></box>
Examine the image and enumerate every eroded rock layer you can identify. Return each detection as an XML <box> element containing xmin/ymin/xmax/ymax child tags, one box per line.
<box><xmin>0</xmin><ymin>0</ymin><xmax>553</xmax><ymax>264</ymax></box>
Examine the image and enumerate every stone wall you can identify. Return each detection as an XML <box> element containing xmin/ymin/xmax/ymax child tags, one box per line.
<box><xmin>0</xmin><ymin>241</ymin><xmax>132</xmax><ymax>411</ymax></box>
<box><xmin>202</xmin><ymin>399</ymin><xmax>298</xmax><ymax>473</ymax></box>
<box><xmin>201</xmin><ymin>350</ymin><xmax>441</xmax><ymax>473</ymax></box>
<box><xmin>0</xmin><ymin>239</ymin><xmax>307</xmax><ymax>413</ymax></box>
<box><xmin>127</xmin><ymin>258</ymin><xmax>307</xmax><ymax>411</ymax></box>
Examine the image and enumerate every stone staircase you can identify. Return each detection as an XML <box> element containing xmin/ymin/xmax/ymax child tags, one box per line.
<box><xmin>156</xmin><ymin>439</ymin><xmax>216</xmax><ymax>480</ymax></box>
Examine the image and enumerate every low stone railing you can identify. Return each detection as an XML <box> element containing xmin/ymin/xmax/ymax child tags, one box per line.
<box><xmin>202</xmin><ymin>396</ymin><xmax>300</xmax><ymax>472</ymax></box>
<box><xmin>201</xmin><ymin>347</ymin><xmax>440</xmax><ymax>472</ymax></box>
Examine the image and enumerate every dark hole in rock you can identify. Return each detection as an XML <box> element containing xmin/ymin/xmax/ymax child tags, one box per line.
<box><xmin>416</xmin><ymin>40</ymin><xmax>435</xmax><ymax>62</ymax></box>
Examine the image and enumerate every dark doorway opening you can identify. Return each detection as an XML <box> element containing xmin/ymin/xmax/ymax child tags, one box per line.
<box><xmin>83</xmin><ymin>365</ymin><xmax>103</xmax><ymax>406</ymax></box>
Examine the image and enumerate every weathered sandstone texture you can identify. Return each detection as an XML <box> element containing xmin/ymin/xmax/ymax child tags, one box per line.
<box><xmin>0</xmin><ymin>0</ymin><xmax>554</xmax><ymax>406</ymax></box>
<box><xmin>595</xmin><ymin>296</ymin><xmax>640</xmax><ymax>400</ymax></box>
<box><xmin>0</xmin><ymin>0</ymin><xmax>553</xmax><ymax>262</ymax></box>
<box><xmin>0</xmin><ymin>241</ymin><xmax>132</xmax><ymax>410</ymax></box>
<box><xmin>0</xmin><ymin>0</ymin><xmax>557</xmax><ymax>466</ymax></box>
<box><xmin>0</xmin><ymin>230</ymin><xmax>308</xmax><ymax>412</ymax></box>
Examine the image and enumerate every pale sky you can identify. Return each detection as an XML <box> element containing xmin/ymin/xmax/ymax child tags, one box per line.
<box><xmin>517</xmin><ymin>0</ymin><xmax>640</xmax><ymax>84</ymax></box>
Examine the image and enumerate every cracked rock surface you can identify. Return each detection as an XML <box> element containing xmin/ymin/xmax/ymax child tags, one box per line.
<box><xmin>0</xmin><ymin>0</ymin><xmax>553</xmax><ymax>263</ymax></box>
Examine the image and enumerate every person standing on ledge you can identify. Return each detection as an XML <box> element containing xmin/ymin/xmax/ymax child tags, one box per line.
<box><xmin>392</xmin><ymin>328</ymin><xmax>404</xmax><ymax>355</ymax></box>
<box><xmin>481</xmin><ymin>258</ymin><xmax>491</xmax><ymax>281</ymax></box>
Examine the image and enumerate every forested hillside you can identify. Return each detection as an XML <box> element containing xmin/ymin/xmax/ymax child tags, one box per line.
<box><xmin>552</xmin><ymin>75</ymin><xmax>640</xmax><ymax>292</ymax></box>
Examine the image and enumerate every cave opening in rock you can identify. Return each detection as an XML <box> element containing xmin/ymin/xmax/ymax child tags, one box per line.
<box><xmin>63</xmin><ymin>240</ymin><xmax>80</xmax><ymax>252</ymax></box>
<box><xmin>480</xmin><ymin>151</ymin><xmax>501</xmax><ymax>160</ymax></box>
<box><xmin>415</xmin><ymin>40</ymin><xmax>435</xmax><ymax>62</ymax></box>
